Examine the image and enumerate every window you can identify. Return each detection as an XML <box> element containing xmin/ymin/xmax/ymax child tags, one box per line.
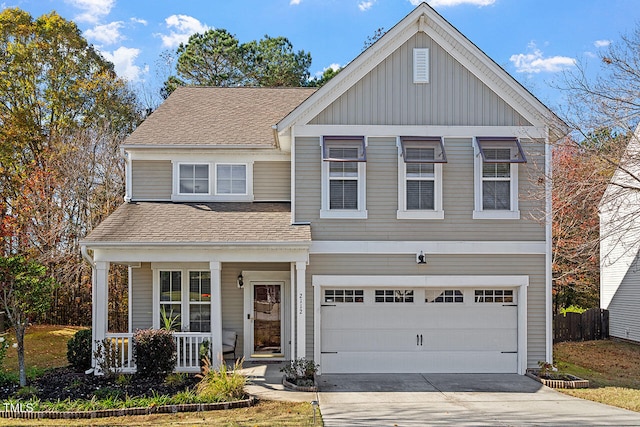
<box><xmin>189</xmin><ymin>271</ymin><xmax>211</xmax><ymax>332</ymax></box>
<box><xmin>375</xmin><ymin>289</ymin><xmax>414</xmax><ymax>303</ymax></box>
<box><xmin>321</xmin><ymin>136</ymin><xmax>367</xmax><ymax>219</ymax></box>
<box><xmin>324</xmin><ymin>289</ymin><xmax>364</xmax><ymax>303</ymax></box>
<box><xmin>216</xmin><ymin>164</ymin><xmax>247</xmax><ymax>195</ymax></box>
<box><xmin>397</xmin><ymin>137</ymin><xmax>446</xmax><ymax>219</ymax></box>
<box><xmin>157</xmin><ymin>270</ymin><xmax>213</xmax><ymax>332</ymax></box>
<box><xmin>426</xmin><ymin>289</ymin><xmax>463</xmax><ymax>303</ymax></box>
<box><xmin>473</xmin><ymin>137</ymin><xmax>526</xmax><ymax>219</ymax></box>
<box><xmin>179</xmin><ymin>164</ymin><xmax>209</xmax><ymax>194</ymax></box>
<box><xmin>413</xmin><ymin>48</ymin><xmax>429</xmax><ymax>83</ymax></box>
<box><xmin>160</xmin><ymin>271</ymin><xmax>182</xmax><ymax>330</ymax></box>
<box><xmin>474</xmin><ymin>289</ymin><xmax>514</xmax><ymax>303</ymax></box>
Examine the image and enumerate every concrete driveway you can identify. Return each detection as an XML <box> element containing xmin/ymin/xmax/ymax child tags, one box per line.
<box><xmin>318</xmin><ymin>373</ymin><xmax>640</xmax><ymax>426</ymax></box>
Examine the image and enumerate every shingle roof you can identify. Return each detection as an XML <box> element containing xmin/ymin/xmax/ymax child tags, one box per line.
<box><xmin>124</xmin><ymin>87</ymin><xmax>316</xmax><ymax>147</ymax></box>
<box><xmin>83</xmin><ymin>202</ymin><xmax>311</xmax><ymax>245</ymax></box>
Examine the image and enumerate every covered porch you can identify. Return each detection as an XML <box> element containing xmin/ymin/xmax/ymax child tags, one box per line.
<box><xmin>80</xmin><ymin>202</ymin><xmax>311</xmax><ymax>374</ymax></box>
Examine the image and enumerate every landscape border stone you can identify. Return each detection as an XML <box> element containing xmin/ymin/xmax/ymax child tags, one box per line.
<box><xmin>526</xmin><ymin>370</ymin><xmax>590</xmax><ymax>389</ymax></box>
<box><xmin>0</xmin><ymin>396</ymin><xmax>257</xmax><ymax>420</ymax></box>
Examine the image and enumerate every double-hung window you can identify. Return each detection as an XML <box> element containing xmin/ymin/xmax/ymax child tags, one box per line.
<box><xmin>156</xmin><ymin>270</ymin><xmax>212</xmax><ymax>332</ymax></box>
<box><xmin>397</xmin><ymin>136</ymin><xmax>446</xmax><ymax>219</ymax></box>
<box><xmin>321</xmin><ymin>136</ymin><xmax>367</xmax><ymax>219</ymax></box>
<box><xmin>216</xmin><ymin>164</ymin><xmax>247</xmax><ymax>196</ymax></box>
<box><xmin>473</xmin><ymin>137</ymin><xmax>526</xmax><ymax>219</ymax></box>
<box><xmin>179</xmin><ymin>164</ymin><xmax>209</xmax><ymax>195</ymax></box>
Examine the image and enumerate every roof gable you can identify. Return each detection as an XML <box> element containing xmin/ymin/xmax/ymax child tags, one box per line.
<box><xmin>277</xmin><ymin>2</ymin><xmax>555</xmax><ymax>131</ymax></box>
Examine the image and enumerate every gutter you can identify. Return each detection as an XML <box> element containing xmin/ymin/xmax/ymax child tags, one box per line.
<box><xmin>120</xmin><ymin>147</ymin><xmax>132</xmax><ymax>203</ymax></box>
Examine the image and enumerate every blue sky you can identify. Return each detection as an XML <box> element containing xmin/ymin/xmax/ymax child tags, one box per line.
<box><xmin>3</xmin><ymin>0</ymin><xmax>639</xmax><ymax>110</ymax></box>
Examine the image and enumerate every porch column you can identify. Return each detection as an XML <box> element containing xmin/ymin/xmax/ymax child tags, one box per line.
<box><xmin>210</xmin><ymin>261</ymin><xmax>223</xmax><ymax>367</ymax></box>
<box><xmin>296</xmin><ymin>261</ymin><xmax>306</xmax><ymax>358</ymax></box>
<box><xmin>93</xmin><ymin>261</ymin><xmax>109</xmax><ymax>371</ymax></box>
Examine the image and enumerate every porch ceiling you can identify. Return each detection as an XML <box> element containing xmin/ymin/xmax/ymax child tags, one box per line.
<box><xmin>82</xmin><ymin>202</ymin><xmax>310</xmax><ymax>245</ymax></box>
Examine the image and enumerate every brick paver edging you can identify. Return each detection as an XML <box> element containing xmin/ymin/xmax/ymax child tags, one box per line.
<box><xmin>0</xmin><ymin>396</ymin><xmax>257</xmax><ymax>420</ymax></box>
<box><xmin>525</xmin><ymin>370</ymin><xmax>590</xmax><ymax>389</ymax></box>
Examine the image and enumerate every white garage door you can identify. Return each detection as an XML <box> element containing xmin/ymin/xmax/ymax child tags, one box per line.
<box><xmin>320</xmin><ymin>287</ymin><xmax>518</xmax><ymax>374</ymax></box>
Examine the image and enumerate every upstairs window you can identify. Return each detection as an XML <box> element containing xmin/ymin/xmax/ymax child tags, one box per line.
<box><xmin>321</xmin><ymin>136</ymin><xmax>367</xmax><ymax>219</ymax></box>
<box><xmin>216</xmin><ymin>164</ymin><xmax>247</xmax><ymax>195</ymax></box>
<box><xmin>179</xmin><ymin>164</ymin><xmax>209</xmax><ymax>194</ymax></box>
<box><xmin>397</xmin><ymin>137</ymin><xmax>446</xmax><ymax>219</ymax></box>
<box><xmin>473</xmin><ymin>137</ymin><xmax>526</xmax><ymax>219</ymax></box>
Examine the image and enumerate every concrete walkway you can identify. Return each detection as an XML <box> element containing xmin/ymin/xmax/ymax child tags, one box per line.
<box><xmin>318</xmin><ymin>373</ymin><xmax>640</xmax><ymax>426</ymax></box>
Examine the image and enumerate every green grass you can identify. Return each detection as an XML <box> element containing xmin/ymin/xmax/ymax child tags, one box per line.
<box><xmin>554</xmin><ymin>339</ymin><xmax>640</xmax><ymax>412</ymax></box>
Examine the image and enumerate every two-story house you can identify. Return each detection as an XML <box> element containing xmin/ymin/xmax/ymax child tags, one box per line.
<box><xmin>81</xmin><ymin>2</ymin><xmax>555</xmax><ymax>375</ymax></box>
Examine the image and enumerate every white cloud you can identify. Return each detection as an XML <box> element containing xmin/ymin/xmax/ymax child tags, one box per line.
<box><xmin>65</xmin><ymin>0</ymin><xmax>115</xmax><ymax>23</ymax></box>
<box><xmin>102</xmin><ymin>46</ymin><xmax>148</xmax><ymax>82</ymax></box>
<box><xmin>509</xmin><ymin>44</ymin><xmax>576</xmax><ymax>73</ymax></box>
<box><xmin>130</xmin><ymin>17</ymin><xmax>148</xmax><ymax>26</ymax></box>
<box><xmin>594</xmin><ymin>39</ymin><xmax>611</xmax><ymax>48</ymax></box>
<box><xmin>414</xmin><ymin>0</ymin><xmax>495</xmax><ymax>6</ymax></box>
<box><xmin>358</xmin><ymin>0</ymin><xmax>375</xmax><ymax>11</ymax></box>
<box><xmin>84</xmin><ymin>21</ymin><xmax>124</xmax><ymax>45</ymax></box>
<box><xmin>157</xmin><ymin>14</ymin><xmax>209</xmax><ymax>48</ymax></box>
<box><xmin>290</xmin><ymin>0</ymin><xmax>301</xmax><ymax>4</ymax></box>
<box><xmin>315</xmin><ymin>63</ymin><xmax>341</xmax><ymax>78</ymax></box>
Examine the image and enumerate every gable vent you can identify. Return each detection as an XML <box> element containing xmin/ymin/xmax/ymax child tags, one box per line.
<box><xmin>413</xmin><ymin>48</ymin><xmax>429</xmax><ymax>84</ymax></box>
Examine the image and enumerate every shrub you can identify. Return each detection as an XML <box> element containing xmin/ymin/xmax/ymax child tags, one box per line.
<box><xmin>133</xmin><ymin>328</ymin><xmax>176</xmax><ymax>378</ymax></box>
<box><xmin>196</xmin><ymin>357</ymin><xmax>246</xmax><ymax>402</ymax></box>
<box><xmin>93</xmin><ymin>338</ymin><xmax>123</xmax><ymax>378</ymax></box>
<box><xmin>560</xmin><ymin>305</ymin><xmax>588</xmax><ymax>315</ymax></box>
<box><xmin>67</xmin><ymin>329</ymin><xmax>92</xmax><ymax>371</ymax></box>
<box><xmin>280</xmin><ymin>358</ymin><xmax>318</xmax><ymax>387</ymax></box>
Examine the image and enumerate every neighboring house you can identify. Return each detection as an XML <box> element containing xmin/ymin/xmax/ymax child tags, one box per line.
<box><xmin>600</xmin><ymin>125</ymin><xmax>640</xmax><ymax>343</ymax></box>
<box><xmin>81</xmin><ymin>2</ymin><xmax>556</xmax><ymax>375</ymax></box>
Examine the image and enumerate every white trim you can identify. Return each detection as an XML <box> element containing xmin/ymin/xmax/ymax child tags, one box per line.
<box><xmin>312</xmin><ymin>274</ymin><xmax>529</xmax><ymax>375</ymax></box>
<box><xmin>242</xmin><ymin>271</ymin><xmax>290</xmax><ymax>361</ymax></box>
<box><xmin>210</xmin><ymin>262</ymin><xmax>222</xmax><ymax>367</ymax></box>
<box><xmin>544</xmin><ymin>129</ymin><xmax>553</xmax><ymax>363</ymax></box>
<box><xmin>290</xmin><ymin>263</ymin><xmax>296</xmax><ymax>359</ymax></box>
<box><xmin>213</xmin><ymin>162</ymin><xmax>253</xmax><ymax>202</ymax></box>
<box><xmin>296</xmin><ymin>262</ymin><xmax>307</xmax><ymax>359</ymax></box>
<box><xmin>174</xmin><ymin>162</ymin><xmax>211</xmax><ymax>196</ymax></box>
<box><xmin>320</xmin><ymin>138</ymin><xmax>368</xmax><ymax>219</ymax></box>
<box><xmin>309</xmin><ymin>240</ymin><xmax>546</xmax><ymax>255</ymax></box>
<box><xmin>472</xmin><ymin>138</ymin><xmax>520</xmax><ymax>220</ymax></box>
<box><xmin>396</xmin><ymin>137</ymin><xmax>444</xmax><ymax>219</ymax></box>
<box><xmin>293</xmin><ymin>125</ymin><xmax>548</xmax><ymax>139</ymax></box>
<box><xmin>127</xmin><ymin>266</ymin><xmax>133</xmax><ymax>333</ymax></box>
<box><xmin>290</xmin><ymin>126</ymin><xmax>297</xmax><ymax>224</ymax></box>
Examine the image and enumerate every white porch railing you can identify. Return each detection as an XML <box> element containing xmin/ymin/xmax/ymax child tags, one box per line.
<box><xmin>104</xmin><ymin>332</ymin><xmax>213</xmax><ymax>374</ymax></box>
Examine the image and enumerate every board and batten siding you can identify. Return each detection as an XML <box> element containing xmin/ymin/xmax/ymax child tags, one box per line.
<box><xmin>309</xmin><ymin>33</ymin><xmax>531</xmax><ymax>127</ymax></box>
<box><xmin>295</xmin><ymin>136</ymin><xmax>546</xmax><ymax>241</ymax></box>
<box><xmin>131</xmin><ymin>160</ymin><xmax>172</xmax><ymax>201</ymax></box>
<box><xmin>253</xmin><ymin>161</ymin><xmax>291</xmax><ymax>201</ymax></box>
<box><xmin>305</xmin><ymin>253</ymin><xmax>546</xmax><ymax>368</ymax></box>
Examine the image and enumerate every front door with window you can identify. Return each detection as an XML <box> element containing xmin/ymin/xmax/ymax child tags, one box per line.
<box><xmin>251</xmin><ymin>282</ymin><xmax>283</xmax><ymax>357</ymax></box>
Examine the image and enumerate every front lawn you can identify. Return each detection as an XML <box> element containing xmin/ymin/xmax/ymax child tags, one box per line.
<box><xmin>0</xmin><ymin>325</ymin><xmax>321</xmax><ymax>426</ymax></box>
<box><xmin>554</xmin><ymin>339</ymin><xmax>640</xmax><ymax>412</ymax></box>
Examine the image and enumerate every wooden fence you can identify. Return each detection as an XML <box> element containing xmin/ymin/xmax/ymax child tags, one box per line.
<box><xmin>553</xmin><ymin>308</ymin><xmax>609</xmax><ymax>343</ymax></box>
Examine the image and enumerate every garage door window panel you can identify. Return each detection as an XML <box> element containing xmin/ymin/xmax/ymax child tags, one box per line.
<box><xmin>475</xmin><ymin>289</ymin><xmax>514</xmax><ymax>303</ymax></box>
<box><xmin>426</xmin><ymin>289</ymin><xmax>463</xmax><ymax>303</ymax></box>
<box><xmin>324</xmin><ymin>289</ymin><xmax>364</xmax><ymax>303</ymax></box>
<box><xmin>375</xmin><ymin>289</ymin><xmax>414</xmax><ymax>303</ymax></box>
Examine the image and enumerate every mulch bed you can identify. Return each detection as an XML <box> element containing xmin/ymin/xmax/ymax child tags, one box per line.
<box><xmin>0</xmin><ymin>367</ymin><xmax>199</xmax><ymax>401</ymax></box>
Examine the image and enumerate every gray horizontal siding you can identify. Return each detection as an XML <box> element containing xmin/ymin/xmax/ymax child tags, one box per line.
<box><xmin>254</xmin><ymin>161</ymin><xmax>291</xmax><ymax>201</ymax></box>
<box><xmin>309</xmin><ymin>33</ymin><xmax>531</xmax><ymax>127</ymax></box>
<box><xmin>305</xmin><ymin>253</ymin><xmax>546</xmax><ymax>368</ymax></box>
<box><xmin>295</xmin><ymin>136</ymin><xmax>546</xmax><ymax>241</ymax></box>
<box><xmin>132</xmin><ymin>160</ymin><xmax>172</xmax><ymax>201</ymax></box>
<box><xmin>131</xmin><ymin>263</ymin><xmax>153</xmax><ymax>331</ymax></box>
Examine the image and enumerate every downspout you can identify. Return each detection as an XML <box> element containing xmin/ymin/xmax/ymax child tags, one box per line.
<box><xmin>545</xmin><ymin>131</ymin><xmax>553</xmax><ymax>364</ymax></box>
<box><xmin>120</xmin><ymin>148</ymin><xmax>132</xmax><ymax>203</ymax></box>
<box><xmin>272</xmin><ymin>125</ymin><xmax>280</xmax><ymax>150</ymax></box>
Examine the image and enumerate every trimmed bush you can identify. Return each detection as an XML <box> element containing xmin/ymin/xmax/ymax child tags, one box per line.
<box><xmin>133</xmin><ymin>329</ymin><xmax>176</xmax><ymax>378</ymax></box>
<box><xmin>67</xmin><ymin>329</ymin><xmax>92</xmax><ymax>371</ymax></box>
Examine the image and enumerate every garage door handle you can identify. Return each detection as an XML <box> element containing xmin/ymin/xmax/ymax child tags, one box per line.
<box><xmin>417</xmin><ymin>334</ymin><xmax>419</xmax><ymax>346</ymax></box>
<box><xmin>420</xmin><ymin>334</ymin><xmax>423</xmax><ymax>346</ymax></box>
